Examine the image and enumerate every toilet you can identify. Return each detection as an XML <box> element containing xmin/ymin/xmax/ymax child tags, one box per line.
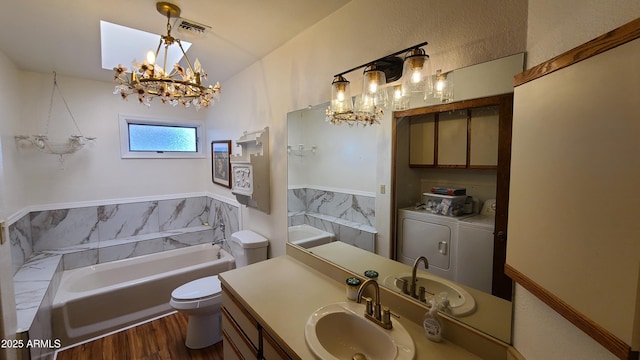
<box><xmin>170</xmin><ymin>230</ymin><xmax>269</xmax><ymax>349</ymax></box>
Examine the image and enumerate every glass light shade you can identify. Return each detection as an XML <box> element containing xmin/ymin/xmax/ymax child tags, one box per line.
<box><xmin>402</xmin><ymin>48</ymin><xmax>432</xmax><ymax>95</ymax></box>
<box><xmin>330</xmin><ymin>75</ymin><xmax>353</xmax><ymax>114</ymax></box>
<box><xmin>391</xmin><ymin>84</ymin><xmax>410</xmax><ymax>110</ymax></box>
<box><xmin>361</xmin><ymin>65</ymin><xmax>388</xmax><ymax>108</ymax></box>
<box><xmin>433</xmin><ymin>70</ymin><xmax>454</xmax><ymax>103</ymax></box>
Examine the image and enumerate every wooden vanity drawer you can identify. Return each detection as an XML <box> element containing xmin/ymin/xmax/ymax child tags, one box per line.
<box><xmin>222</xmin><ymin>306</ymin><xmax>258</xmax><ymax>359</ymax></box>
<box><xmin>262</xmin><ymin>329</ymin><xmax>293</xmax><ymax>360</ymax></box>
<box><xmin>222</xmin><ymin>290</ymin><xmax>260</xmax><ymax>347</ymax></box>
<box><xmin>222</xmin><ymin>329</ymin><xmax>242</xmax><ymax>360</ymax></box>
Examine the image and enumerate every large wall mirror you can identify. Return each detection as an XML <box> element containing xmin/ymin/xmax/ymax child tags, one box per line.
<box><xmin>287</xmin><ymin>53</ymin><xmax>524</xmax><ymax>344</ymax></box>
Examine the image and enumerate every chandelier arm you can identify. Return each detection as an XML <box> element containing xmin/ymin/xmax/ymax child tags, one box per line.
<box><xmin>176</xmin><ymin>39</ymin><xmax>198</xmax><ymax>82</ymax></box>
<box><xmin>154</xmin><ymin>36</ymin><xmax>164</xmax><ymax>74</ymax></box>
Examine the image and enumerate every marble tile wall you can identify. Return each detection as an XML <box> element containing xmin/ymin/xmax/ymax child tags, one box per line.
<box><xmin>10</xmin><ymin>196</ymin><xmax>238</xmax><ymax>274</ymax></box>
<box><xmin>287</xmin><ymin>188</ymin><xmax>377</xmax><ymax>252</ymax></box>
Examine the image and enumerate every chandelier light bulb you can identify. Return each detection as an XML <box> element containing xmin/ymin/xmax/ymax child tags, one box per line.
<box><xmin>146</xmin><ymin>50</ymin><xmax>156</xmax><ymax>65</ymax></box>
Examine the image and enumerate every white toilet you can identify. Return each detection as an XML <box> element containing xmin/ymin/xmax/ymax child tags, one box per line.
<box><xmin>170</xmin><ymin>230</ymin><xmax>269</xmax><ymax>349</ymax></box>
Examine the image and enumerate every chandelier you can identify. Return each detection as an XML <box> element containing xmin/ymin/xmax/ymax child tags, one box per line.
<box><xmin>113</xmin><ymin>2</ymin><xmax>220</xmax><ymax>109</ymax></box>
<box><xmin>15</xmin><ymin>72</ymin><xmax>95</xmax><ymax>166</ymax></box>
<box><xmin>326</xmin><ymin>42</ymin><xmax>431</xmax><ymax>126</ymax></box>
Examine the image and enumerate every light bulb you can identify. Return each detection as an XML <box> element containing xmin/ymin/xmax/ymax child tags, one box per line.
<box><xmin>411</xmin><ymin>71</ymin><xmax>422</xmax><ymax>84</ymax></box>
<box><xmin>394</xmin><ymin>85</ymin><xmax>403</xmax><ymax>100</ymax></box>
<box><xmin>337</xmin><ymin>91</ymin><xmax>345</xmax><ymax>101</ymax></box>
<box><xmin>368</xmin><ymin>82</ymin><xmax>378</xmax><ymax>94</ymax></box>
<box><xmin>146</xmin><ymin>50</ymin><xmax>156</xmax><ymax>64</ymax></box>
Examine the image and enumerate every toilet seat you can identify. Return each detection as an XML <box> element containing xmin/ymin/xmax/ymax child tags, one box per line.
<box><xmin>171</xmin><ymin>275</ymin><xmax>222</xmax><ymax>301</ymax></box>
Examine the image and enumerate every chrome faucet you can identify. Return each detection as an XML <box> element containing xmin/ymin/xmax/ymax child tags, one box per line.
<box><xmin>410</xmin><ymin>256</ymin><xmax>429</xmax><ymax>299</ymax></box>
<box><xmin>356</xmin><ymin>279</ymin><xmax>393</xmax><ymax>329</ymax></box>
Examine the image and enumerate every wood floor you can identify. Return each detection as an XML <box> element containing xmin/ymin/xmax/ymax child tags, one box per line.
<box><xmin>55</xmin><ymin>312</ymin><xmax>223</xmax><ymax>360</ymax></box>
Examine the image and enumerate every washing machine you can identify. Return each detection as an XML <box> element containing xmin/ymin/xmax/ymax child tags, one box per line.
<box><xmin>397</xmin><ymin>207</ymin><xmax>472</xmax><ymax>282</ymax></box>
<box><xmin>456</xmin><ymin>199</ymin><xmax>496</xmax><ymax>293</ymax></box>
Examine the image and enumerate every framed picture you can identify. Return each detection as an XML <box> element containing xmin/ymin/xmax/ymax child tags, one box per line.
<box><xmin>211</xmin><ymin>140</ymin><xmax>232</xmax><ymax>188</ymax></box>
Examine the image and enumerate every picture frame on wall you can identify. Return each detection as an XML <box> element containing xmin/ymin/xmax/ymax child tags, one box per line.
<box><xmin>211</xmin><ymin>140</ymin><xmax>232</xmax><ymax>188</ymax></box>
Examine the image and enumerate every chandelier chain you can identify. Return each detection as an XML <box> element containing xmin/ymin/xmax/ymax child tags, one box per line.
<box><xmin>47</xmin><ymin>72</ymin><xmax>84</xmax><ymax>137</ymax></box>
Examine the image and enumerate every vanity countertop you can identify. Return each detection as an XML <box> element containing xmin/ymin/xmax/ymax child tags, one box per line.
<box><xmin>219</xmin><ymin>254</ymin><xmax>481</xmax><ymax>359</ymax></box>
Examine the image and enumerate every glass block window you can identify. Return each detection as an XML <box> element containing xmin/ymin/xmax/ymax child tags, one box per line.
<box><xmin>119</xmin><ymin>115</ymin><xmax>205</xmax><ymax>158</ymax></box>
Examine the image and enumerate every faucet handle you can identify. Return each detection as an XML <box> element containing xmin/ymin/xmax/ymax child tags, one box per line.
<box><xmin>397</xmin><ymin>278</ymin><xmax>409</xmax><ymax>295</ymax></box>
<box><xmin>381</xmin><ymin>306</ymin><xmax>394</xmax><ymax>329</ymax></box>
<box><xmin>361</xmin><ymin>296</ymin><xmax>373</xmax><ymax>316</ymax></box>
<box><xmin>419</xmin><ymin>286</ymin><xmax>427</xmax><ymax>302</ymax></box>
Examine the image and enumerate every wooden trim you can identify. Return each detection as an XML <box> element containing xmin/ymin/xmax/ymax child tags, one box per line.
<box><xmin>514</xmin><ymin>17</ymin><xmax>640</xmax><ymax>86</ymax></box>
<box><xmin>505</xmin><ymin>264</ymin><xmax>638</xmax><ymax>360</ymax></box>
<box><xmin>394</xmin><ymin>93</ymin><xmax>513</xmax><ymax>117</ymax></box>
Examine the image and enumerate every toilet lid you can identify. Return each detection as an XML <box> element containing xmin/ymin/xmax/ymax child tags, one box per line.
<box><xmin>171</xmin><ymin>275</ymin><xmax>222</xmax><ymax>300</ymax></box>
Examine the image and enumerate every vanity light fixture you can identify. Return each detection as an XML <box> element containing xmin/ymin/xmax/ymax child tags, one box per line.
<box><xmin>112</xmin><ymin>2</ymin><xmax>220</xmax><ymax>109</ymax></box>
<box><xmin>326</xmin><ymin>42</ymin><xmax>429</xmax><ymax>126</ymax></box>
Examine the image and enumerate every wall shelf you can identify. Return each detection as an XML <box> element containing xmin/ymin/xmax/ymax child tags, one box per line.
<box><xmin>231</xmin><ymin>127</ymin><xmax>270</xmax><ymax>214</ymax></box>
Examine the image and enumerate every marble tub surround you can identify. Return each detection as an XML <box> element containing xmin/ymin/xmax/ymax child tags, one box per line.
<box><xmin>9</xmin><ymin>215</ymin><xmax>33</xmax><ymax>274</ymax></box>
<box><xmin>13</xmin><ymin>253</ymin><xmax>62</xmax><ymax>360</ymax></box>
<box><xmin>290</xmin><ymin>187</ymin><xmax>376</xmax><ymax>226</ymax></box>
<box><xmin>10</xmin><ymin>195</ymin><xmax>239</xmax><ymax>273</ymax></box>
<box><xmin>287</xmin><ymin>187</ymin><xmax>377</xmax><ymax>252</ymax></box>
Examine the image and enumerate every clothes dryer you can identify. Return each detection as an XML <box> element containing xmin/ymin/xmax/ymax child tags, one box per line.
<box><xmin>457</xmin><ymin>199</ymin><xmax>496</xmax><ymax>293</ymax></box>
<box><xmin>397</xmin><ymin>208</ymin><xmax>471</xmax><ymax>282</ymax></box>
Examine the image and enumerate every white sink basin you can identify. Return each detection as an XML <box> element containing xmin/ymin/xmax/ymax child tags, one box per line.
<box><xmin>305</xmin><ymin>302</ymin><xmax>415</xmax><ymax>360</ymax></box>
<box><xmin>383</xmin><ymin>273</ymin><xmax>476</xmax><ymax>317</ymax></box>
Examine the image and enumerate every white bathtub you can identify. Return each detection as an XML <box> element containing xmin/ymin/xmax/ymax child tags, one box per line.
<box><xmin>288</xmin><ymin>224</ymin><xmax>335</xmax><ymax>249</ymax></box>
<box><xmin>52</xmin><ymin>244</ymin><xmax>234</xmax><ymax>347</ymax></box>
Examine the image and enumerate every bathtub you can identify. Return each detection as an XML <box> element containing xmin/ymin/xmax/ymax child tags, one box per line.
<box><xmin>52</xmin><ymin>244</ymin><xmax>234</xmax><ymax>347</ymax></box>
<box><xmin>288</xmin><ymin>224</ymin><xmax>335</xmax><ymax>249</ymax></box>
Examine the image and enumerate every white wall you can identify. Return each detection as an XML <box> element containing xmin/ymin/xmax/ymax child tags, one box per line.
<box><xmin>208</xmin><ymin>0</ymin><xmax>528</xmax><ymax>258</ymax></box>
<box><xmin>11</xmin><ymin>72</ymin><xmax>209</xmax><ymax>209</ymax></box>
<box><xmin>512</xmin><ymin>1</ymin><xmax>640</xmax><ymax>359</ymax></box>
<box><xmin>287</xmin><ymin>104</ymin><xmax>377</xmax><ymax>193</ymax></box>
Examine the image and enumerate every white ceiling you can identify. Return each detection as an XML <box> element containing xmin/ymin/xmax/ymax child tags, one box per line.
<box><xmin>0</xmin><ymin>0</ymin><xmax>351</xmax><ymax>83</ymax></box>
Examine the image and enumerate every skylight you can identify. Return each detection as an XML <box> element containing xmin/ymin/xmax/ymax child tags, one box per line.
<box><xmin>100</xmin><ymin>20</ymin><xmax>191</xmax><ymax>72</ymax></box>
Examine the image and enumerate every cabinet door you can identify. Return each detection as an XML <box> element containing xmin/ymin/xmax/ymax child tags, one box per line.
<box><xmin>409</xmin><ymin>114</ymin><xmax>436</xmax><ymax>166</ymax></box>
<box><xmin>400</xmin><ymin>217</ymin><xmax>451</xmax><ymax>271</ymax></box>
<box><xmin>437</xmin><ymin>110</ymin><xmax>467</xmax><ymax>167</ymax></box>
<box><xmin>469</xmin><ymin>106</ymin><xmax>499</xmax><ymax>167</ymax></box>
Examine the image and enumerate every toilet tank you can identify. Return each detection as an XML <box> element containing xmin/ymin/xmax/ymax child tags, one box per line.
<box><xmin>229</xmin><ymin>230</ymin><xmax>269</xmax><ymax>267</ymax></box>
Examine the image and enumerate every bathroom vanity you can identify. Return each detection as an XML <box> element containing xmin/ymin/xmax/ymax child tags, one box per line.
<box><xmin>219</xmin><ymin>243</ymin><xmax>518</xmax><ymax>359</ymax></box>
